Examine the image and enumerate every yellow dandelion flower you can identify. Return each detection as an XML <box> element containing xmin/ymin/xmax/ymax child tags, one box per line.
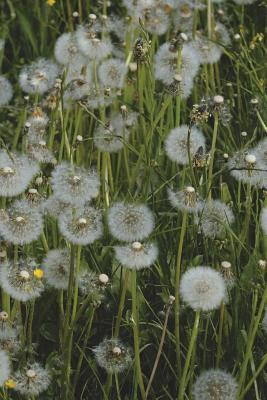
<box><xmin>34</xmin><ymin>268</ymin><xmax>44</xmax><ymax>279</ymax></box>
<box><xmin>47</xmin><ymin>0</ymin><xmax>56</xmax><ymax>6</ymax></box>
<box><xmin>5</xmin><ymin>379</ymin><xmax>16</xmax><ymax>389</ymax></box>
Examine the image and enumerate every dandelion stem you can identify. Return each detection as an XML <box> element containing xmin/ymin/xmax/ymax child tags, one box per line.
<box><xmin>131</xmin><ymin>270</ymin><xmax>146</xmax><ymax>400</ymax></box>
<box><xmin>216</xmin><ymin>301</ymin><xmax>225</xmax><ymax>367</ymax></box>
<box><xmin>207</xmin><ymin>111</ymin><xmax>219</xmax><ymax>199</ymax></box>
<box><xmin>177</xmin><ymin>310</ymin><xmax>200</xmax><ymax>400</ymax></box>
<box><xmin>237</xmin><ymin>286</ymin><xmax>267</xmax><ymax>397</ymax></box>
<box><xmin>175</xmin><ymin>211</ymin><xmax>187</xmax><ymax>377</ymax></box>
<box><xmin>114</xmin><ymin>268</ymin><xmax>130</xmax><ymax>338</ymax></box>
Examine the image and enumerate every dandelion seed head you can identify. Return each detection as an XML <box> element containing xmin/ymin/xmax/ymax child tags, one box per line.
<box><xmin>0</xmin><ymin>350</ymin><xmax>11</xmax><ymax>385</ymax></box>
<box><xmin>114</xmin><ymin>241</ymin><xmax>158</xmax><ymax>270</ymax></box>
<box><xmin>42</xmin><ymin>249</ymin><xmax>70</xmax><ymax>290</ymax></box>
<box><xmin>168</xmin><ymin>186</ymin><xmax>202</xmax><ymax>213</ymax></box>
<box><xmin>75</xmin><ymin>25</ymin><xmax>112</xmax><ymax>60</ymax></box>
<box><xmin>51</xmin><ymin>162</ymin><xmax>100</xmax><ymax>207</ymax></box>
<box><xmin>99</xmin><ymin>58</ymin><xmax>127</xmax><ymax>89</ymax></box>
<box><xmin>58</xmin><ymin>204</ymin><xmax>103</xmax><ymax>245</ymax></box>
<box><xmin>0</xmin><ymin>76</ymin><xmax>13</xmax><ymax>106</ymax></box>
<box><xmin>0</xmin><ymin>200</ymin><xmax>43</xmax><ymax>245</ymax></box>
<box><xmin>0</xmin><ymin>151</ymin><xmax>39</xmax><ymax>197</ymax></box>
<box><xmin>19</xmin><ymin>58</ymin><xmax>60</xmax><ymax>94</ymax></box>
<box><xmin>180</xmin><ymin>266</ymin><xmax>226</xmax><ymax>311</ymax></box>
<box><xmin>192</xmin><ymin>36</ymin><xmax>222</xmax><ymax>64</ymax></box>
<box><xmin>228</xmin><ymin>150</ymin><xmax>266</xmax><ymax>187</ymax></box>
<box><xmin>108</xmin><ymin>202</ymin><xmax>155</xmax><ymax>242</ymax></box>
<box><xmin>165</xmin><ymin>124</ymin><xmax>206</xmax><ymax>165</ymax></box>
<box><xmin>54</xmin><ymin>32</ymin><xmax>86</xmax><ymax>66</ymax></box>
<box><xmin>0</xmin><ymin>258</ymin><xmax>44</xmax><ymax>302</ymax></box>
<box><xmin>13</xmin><ymin>362</ymin><xmax>50</xmax><ymax>396</ymax></box>
<box><xmin>192</xmin><ymin>369</ymin><xmax>238</xmax><ymax>400</ymax></box>
<box><xmin>78</xmin><ymin>270</ymin><xmax>108</xmax><ymax>306</ymax></box>
<box><xmin>93</xmin><ymin>338</ymin><xmax>132</xmax><ymax>374</ymax></box>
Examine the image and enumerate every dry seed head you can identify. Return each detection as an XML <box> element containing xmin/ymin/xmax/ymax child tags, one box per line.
<box><xmin>185</xmin><ymin>186</ymin><xmax>195</xmax><ymax>193</ymax></box>
<box><xmin>98</xmin><ymin>273</ymin><xmax>109</xmax><ymax>284</ymax></box>
<box><xmin>221</xmin><ymin>261</ymin><xmax>231</xmax><ymax>269</ymax></box>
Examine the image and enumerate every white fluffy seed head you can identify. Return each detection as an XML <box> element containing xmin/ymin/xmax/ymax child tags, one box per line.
<box><xmin>114</xmin><ymin>242</ymin><xmax>158</xmax><ymax>270</ymax></box>
<box><xmin>193</xmin><ymin>369</ymin><xmax>238</xmax><ymax>400</ymax></box>
<box><xmin>180</xmin><ymin>266</ymin><xmax>226</xmax><ymax>311</ymax></box>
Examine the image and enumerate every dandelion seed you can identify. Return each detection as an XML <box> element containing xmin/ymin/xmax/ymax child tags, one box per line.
<box><xmin>168</xmin><ymin>186</ymin><xmax>202</xmax><ymax>213</ymax></box>
<box><xmin>58</xmin><ymin>204</ymin><xmax>103</xmax><ymax>245</ymax></box>
<box><xmin>180</xmin><ymin>266</ymin><xmax>226</xmax><ymax>311</ymax></box>
<box><xmin>93</xmin><ymin>338</ymin><xmax>132</xmax><ymax>374</ymax></box>
<box><xmin>196</xmin><ymin>200</ymin><xmax>235</xmax><ymax>239</ymax></box>
<box><xmin>42</xmin><ymin>249</ymin><xmax>70</xmax><ymax>290</ymax></box>
<box><xmin>0</xmin><ymin>151</ymin><xmax>39</xmax><ymax>197</ymax></box>
<box><xmin>108</xmin><ymin>202</ymin><xmax>155</xmax><ymax>242</ymax></box>
<box><xmin>0</xmin><ymin>350</ymin><xmax>11</xmax><ymax>385</ymax></box>
<box><xmin>114</xmin><ymin>241</ymin><xmax>158</xmax><ymax>270</ymax></box>
<box><xmin>0</xmin><ymin>76</ymin><xmax>13</xmax><ymax>106</ymax></box>
<box><xmin>51</xmin><ymin>162</ymin><xmax>100</xmax><ymax>207</ymax></box>
<box><xmin>13</xmin><ymin>362</ymin><xmax>50</xmax><ymax>396</ymax></box>
<box><xmin>165</xmin><ymin>124</ymin><xmax>206</xmax><ymax>165</ymax></box>
<box><xmin>0</xmin><ymin>258</ymin><xmax>44</xmax><ymax>302</ymax></box>
<box><xmin>19</xmin><ymin>58</ymin><xmax>60</xmax><ymax>94</ymax></box>
<box><xmin>192</xmin><ymin>369</ymin><xmax>238</xmax><ymax>400</ymax></box>
<box><xmin>0</xmin><ymin>200</ymin><xmax>43</xmax><ymax>245</ymax></box>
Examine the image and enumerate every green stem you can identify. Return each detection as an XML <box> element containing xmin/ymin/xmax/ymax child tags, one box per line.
<box><xmin>114</xmin><ymin>269</ymin><xmax>130</xmax><ymax>338</ymax></box>
<box><xmin>216</xmin><ymin>301</ymin><xmax>225</xmax><ymax>367</ymax></box>
<box><xmin>174</xmin><ymin>211</ymin><xmax>187</xmax><ymax>377</ymax></box>
<box><xmin>132</xmin><ymin>270</ymin><xmax>146</xmax><ymax>400</ymax></box>
<box><xmin>207</xmin><ymin>112</ymin><xmax>219</xmax><ymax>199</ymax></box>
<box><xmin>177</xmin><ymin>310</ymin><xmax>200</xmax><ymax>400</ymax></box>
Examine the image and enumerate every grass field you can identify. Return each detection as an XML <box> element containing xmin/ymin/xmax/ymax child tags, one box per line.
<box><xmin>0</xmin><ymin>0</ymin><xmax>266</xmax><ymax>399</ymax></box>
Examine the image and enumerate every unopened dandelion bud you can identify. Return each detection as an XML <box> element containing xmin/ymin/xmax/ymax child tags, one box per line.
<box><xmin>99</xmin><ymin>273</ymin><xmax>109</xmax><ymax>284</ymax></box>
<box><xmin>0</xmin><ymin>311</ymin><xmax>9</xmax><ymax>321</ymax></box>
<box><xmin>112</xmin><ymin>346</ymin><xmax>122</xmax><ymax>356</ymax></box>
<box><xmin>20</xmin><ymin>270</ymin><xmax>30</xmax><ymax>281</ymax></box>
<box><xmin>245</xmin><ymin>154</ymin><xmax>256</xmax><ymax>165</ymax></box>
<box><xmin>214</xmin><ymin>95</ymin><xmax>224</xmax><ymax>104</ymax></box>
